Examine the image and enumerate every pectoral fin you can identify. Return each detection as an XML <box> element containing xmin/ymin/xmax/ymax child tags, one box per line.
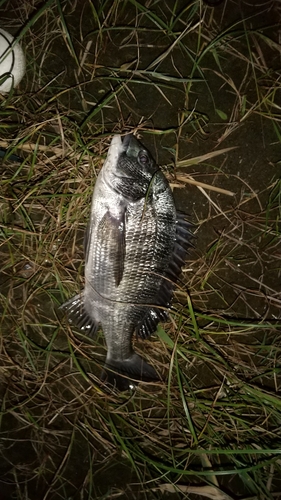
<box><xmin>84</xmin><ymin>221</ymin><xmax>91</xmax><ymax>264</ymax></box>
<box><xmin>97</xmin><ymin>210</ymin><xmax>126</xmax><ymax>287</ymax></box>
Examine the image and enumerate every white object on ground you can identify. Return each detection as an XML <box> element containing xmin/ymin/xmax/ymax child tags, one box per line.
<box><xmin>0</xmin><ymin>28</ymin><xmax>26</xmax><ymax>93</ymax></box>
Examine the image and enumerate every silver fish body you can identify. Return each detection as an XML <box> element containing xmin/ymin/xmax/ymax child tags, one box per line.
<box><xmin>61</xmin><ymin>134</ymin><xmax>192</xmax><ymax>390</ymax></box>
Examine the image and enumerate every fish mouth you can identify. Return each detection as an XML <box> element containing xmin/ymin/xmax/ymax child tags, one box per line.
<box><xmin>122</xmin><ymin>134</ymin><xmax>141</xmax><ymax>157</ymax></box>
<box><xmin>104</xmin><ymin>135</ymin><xmax>123</xmax><ymax>171</ymax></box>
<box><xmin>103</xmin><ymin>134</ymin><xmax>138</xmax><ymax>179</ymax></box>
<box><xmin>122</xmin><ymin>134</ymin><xmax>131</xmax><ymax>144</ymax></box>
<box><xmin>122</xmin><ymin>134</ymin><xmax>133</xmax><ymax>149</ymax></box>
<box><xmin>108</xmin><ymin>133</ymin><xmax>140</xmax><ymax>156</ymax></box>
<box><xmin>109</xmin><ymin>134</ymin><xmax>123</xmax><ymax>153</ymax></box>
<box><xmin>107</xmin><ymin>134</ymin><xmax>136</xmax><ymax>157</ymax></box>
<box><xmin>104</xmin><ymin>134</ymin><xmax>143</xmax><ymax>181</ymax></box>
<box><xmin>102</xmin><ymin>135</ymin><xmax>133</xmax><ymax>181</ymax></box>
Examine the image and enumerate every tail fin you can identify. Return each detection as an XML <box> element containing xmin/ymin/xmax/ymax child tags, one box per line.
<box><xmin>101</xmin><ymin>353</ymin><xmax>159</xmax><ymax>391</ymax></box>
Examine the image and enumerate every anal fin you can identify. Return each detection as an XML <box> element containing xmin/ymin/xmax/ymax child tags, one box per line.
<box><xmin>60</xmin><ymin>293</ymin><xmax>99</xmax><ymax>337</ymax></box>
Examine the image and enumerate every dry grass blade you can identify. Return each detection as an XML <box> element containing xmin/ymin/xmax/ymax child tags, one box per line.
<box><xmin>176</xmin><ymin>147</ymin><xmax>238</xmax><ymax>168</ymax></box>
<box><xmin>171</xmin><ymin>174</ymin><xmax>235</xmax><ymax>196</ymax></box>
<box><xmin>156</xmin><ymin>483</ymin><xmax>234</xmax><ymax>500</ymax></box>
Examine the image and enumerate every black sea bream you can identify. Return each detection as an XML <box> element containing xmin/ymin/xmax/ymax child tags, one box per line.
<box><xmin>61</xmin><ymin>134</ymin><xmax>192</xmax><ymax>390</ymax></box>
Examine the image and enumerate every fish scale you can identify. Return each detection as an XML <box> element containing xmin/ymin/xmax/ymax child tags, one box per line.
<box><xmin>119</xmin><ymin>201</ymin><xmax>166</xmax><ymax>302</ymax></box>
<box><xmin>61</xmin><ymin>134</ymin><xmax>193</xmax><ymax>391</ymax></box>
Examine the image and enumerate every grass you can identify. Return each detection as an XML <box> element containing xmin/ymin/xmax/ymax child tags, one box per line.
<box><xmin>1</xmin><ymin>0</ymin><xmax>281</xmax><ymax>498</ymax></box>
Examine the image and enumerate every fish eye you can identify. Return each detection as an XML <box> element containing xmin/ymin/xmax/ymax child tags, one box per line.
<box><xmin>138</xmin><ymin>151</ymin><xmax>149</xmax><ymax>165</ymax></box>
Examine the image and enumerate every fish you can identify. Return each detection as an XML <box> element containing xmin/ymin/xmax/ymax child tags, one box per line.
<box><xmin>61</xmin><ymin>134</ymin><xmax>193</xmax><ymax>391</ymax></box>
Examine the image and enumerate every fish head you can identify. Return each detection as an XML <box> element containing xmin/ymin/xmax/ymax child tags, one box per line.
<box><xmin>103</xmin><ymin>134</ymin><xmax>159</xmax><ymax>200</ymax></box>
